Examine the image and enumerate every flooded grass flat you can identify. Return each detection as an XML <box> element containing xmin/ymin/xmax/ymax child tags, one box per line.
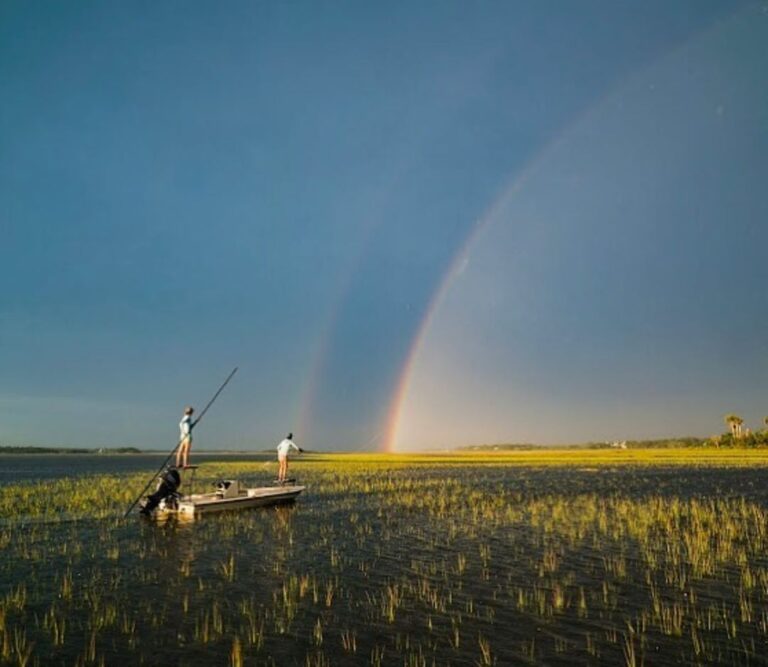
<box><xmin>1</xmin><ymin>450</ymin><xmax>767</xmax><ymax>665</ymax></box>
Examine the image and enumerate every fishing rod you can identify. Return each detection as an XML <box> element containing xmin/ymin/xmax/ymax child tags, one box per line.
<box><xmin>122</xmin><ymin>366</ymin><xmax>239</xmax><ymax>518</ymax></box>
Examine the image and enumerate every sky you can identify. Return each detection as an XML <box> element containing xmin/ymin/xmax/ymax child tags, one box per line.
<box><xmin>1</xmin><ymin>1</ymin><xmax>766</xmax><ymax>451</ymax></box>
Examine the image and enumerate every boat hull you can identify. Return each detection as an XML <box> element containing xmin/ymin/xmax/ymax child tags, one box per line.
<box><xmin>159</xmin><ymin>485</ymin><xmax>305</xmax><ymax>516</ymax></box>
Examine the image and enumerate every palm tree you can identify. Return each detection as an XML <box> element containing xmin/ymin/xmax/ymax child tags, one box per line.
<box><xmin>724</xmin><ymin>413</ymin><xmax>744</xmax><ymax>437</ymax></box>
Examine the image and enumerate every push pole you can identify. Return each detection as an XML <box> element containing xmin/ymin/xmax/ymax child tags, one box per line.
<box><xmin>122</xmin><ymin>367</ymin><xmax>239</xmax><ymax>518</ymax></box>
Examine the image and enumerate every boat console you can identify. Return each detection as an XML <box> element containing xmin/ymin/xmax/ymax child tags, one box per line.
<box><xmin>215</xmin><ymin>480</ymin><xmax>241</xmax><ymax>499</ymax></box>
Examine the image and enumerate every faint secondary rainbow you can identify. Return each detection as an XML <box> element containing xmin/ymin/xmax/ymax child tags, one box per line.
<box><xmin>294</xmin><ymin>170</ymin><xmax>417</xmax><ymax>444</ymax></box>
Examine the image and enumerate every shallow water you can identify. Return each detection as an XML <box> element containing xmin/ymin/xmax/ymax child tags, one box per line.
<box><xmin>0</xmin><ymin>459</ymin><xmax>767</xmax><ymax>665</ymax></box>
<box><xmin>0</xmin><ymin>453</ymin><xmax>272</xmax><ymax>484</ymax></box>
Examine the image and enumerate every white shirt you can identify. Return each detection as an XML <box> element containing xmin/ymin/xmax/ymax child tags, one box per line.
<box><xmin>180</xmin><ymin>415</ymin><xmax>193</xmax><ymax>440</ymax></box>
<box><xmin>277</xmin><ymin>438</ymin><xmax>299</xmax><ymax>457</ymax></box>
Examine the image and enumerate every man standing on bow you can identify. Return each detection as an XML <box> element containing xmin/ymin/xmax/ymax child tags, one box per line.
<box><xmin>276</xmin><ymin>432</ymin><xmax>302</xmax><ymax>483</ymax></box>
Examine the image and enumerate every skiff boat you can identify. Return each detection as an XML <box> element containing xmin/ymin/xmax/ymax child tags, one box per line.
<box><xmin>171</xmin><ymin>479</ymin><xmax>304</xmax><ymax>516</ymax></box>
<box><xmin>140</xmin><ymin>468</ymin><xmax>305</xmax><ymax>518</ymax></box>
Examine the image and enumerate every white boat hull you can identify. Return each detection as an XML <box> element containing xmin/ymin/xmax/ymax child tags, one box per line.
<box><xmin>159</xmin><ymin>484</ymin><xmax>305</xmax><ymax>517</ymax></box>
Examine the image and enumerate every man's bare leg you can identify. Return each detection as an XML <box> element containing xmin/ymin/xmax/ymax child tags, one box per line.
<box><xmin>177</xmin><ymin>438</ymin><xmax>190</xmax><ymax>468</ymax></box>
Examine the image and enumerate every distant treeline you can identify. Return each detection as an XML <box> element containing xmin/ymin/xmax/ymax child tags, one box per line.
<box><xmin>461</xmin><ymin>438</ymin><xmax>710</xmax><ymax>452</ymax></box>
<box><xmin>463</xmin><ymin>435</ymin><xmax>768</xmax><ymax>451</ymax></box>
<box><xmin>0</xmin><ymin>446</ymin><xmax>142</xmax><ymax>454</ymax></box>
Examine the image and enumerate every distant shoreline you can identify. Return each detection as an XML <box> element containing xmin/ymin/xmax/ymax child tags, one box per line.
<box><xmin>0</xmin><ymin>447</ymin><xmax>277</xmax><ymax>455</ymax></box>
<box><xmin>0</xmin><ymin>446</ymin><xmax>143</xmax><ymax>455</ymax></box>
<box><xmin>1</xmin><ymin>436</ymin><xmax>767</xmax><ymax>456</ymax></box>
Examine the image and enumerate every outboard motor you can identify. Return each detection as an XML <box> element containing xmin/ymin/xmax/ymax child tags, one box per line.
<box><xmin>139</xmin><ymin>468</ymin><xmax>182</xmax><ymax>516</ymax></box>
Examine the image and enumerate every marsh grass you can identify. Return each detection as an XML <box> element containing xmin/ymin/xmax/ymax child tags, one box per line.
<box><xmin>0</xmin><ymin>451</ymin><xmax>766</xmax><ymax>664</ymax></box>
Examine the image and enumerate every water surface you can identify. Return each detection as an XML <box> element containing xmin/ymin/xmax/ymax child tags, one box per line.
<box><xmin>0</xmin><ymin>458</ymin><xmax>766</xmax><ymax>665</ymax></box>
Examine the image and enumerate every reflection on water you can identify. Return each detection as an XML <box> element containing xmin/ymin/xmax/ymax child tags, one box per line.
<box><xmin>0</xmin><ymin>461</ymin><xmax>767</xmax><ymax>665</ymax></box>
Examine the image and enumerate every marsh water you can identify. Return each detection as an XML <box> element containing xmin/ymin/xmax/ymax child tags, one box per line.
<box><xmin>1</xmin><ymin>455</ymin><xmax>767</xmax><ymax>665</ymax></box>
<box><xmin>0</xmin><ymin>453</ymin><xmax>274</xmax><ymax>484</ymax></box>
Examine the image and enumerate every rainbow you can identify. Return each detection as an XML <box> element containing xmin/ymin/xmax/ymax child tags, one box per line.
<box><xmin>381</xmin><ymin>5</ymin><xmax>743</xmax><ymax>452</ymax></box>
<box><xmin>297</xmin><ymin>7</ymin><xmax>744</xmax><ymax>453</ymax></box>
<box><xmin>381</xmin><ymin>168</ymin><xmax>538</xmax><ymax>452</ymax></box>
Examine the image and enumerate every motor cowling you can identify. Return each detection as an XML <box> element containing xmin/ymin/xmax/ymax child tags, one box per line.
<box><xmin>159</xmin><ymin>468</ymin><xmax>181</xmax><ymax>493</ymax></box>
<box><xmin>140</xmin><ymin>468</ymin><xmax>182</xmax><ymax>515</ymax></box>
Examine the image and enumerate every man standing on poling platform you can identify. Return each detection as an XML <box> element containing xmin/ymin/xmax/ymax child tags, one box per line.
<box><xmin>176</xmin><ymin>406</ymin><xmax>195</xmax><ymax>468</ymax></box>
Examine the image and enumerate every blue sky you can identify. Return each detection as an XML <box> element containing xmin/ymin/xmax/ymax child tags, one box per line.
<box><xmin>1</xmin><ymin>1</ymin><xmax>765</xmax><ymax>450</ymax></box>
